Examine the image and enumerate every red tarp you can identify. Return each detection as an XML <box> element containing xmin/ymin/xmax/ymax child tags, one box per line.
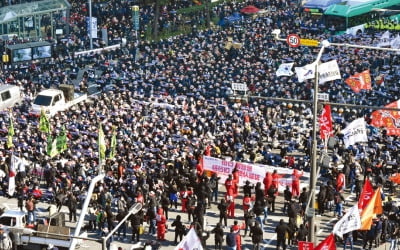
<box><xmin>240</xmin><ymin>5</ymin><xmax>260</xmax><ymax>14</ymax></box>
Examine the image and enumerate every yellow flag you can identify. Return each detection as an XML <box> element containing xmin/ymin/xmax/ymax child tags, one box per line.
<box><xmin>98</xmin><ymin>124</ymin><xmax>106</xmax><ymax>161</ymax></box>
<box><xmin>360</xmin><ymin>187</ymin><xmax>382</xmax><ymax>230</ymax></box>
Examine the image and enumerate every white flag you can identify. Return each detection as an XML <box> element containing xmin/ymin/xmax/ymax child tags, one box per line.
<box><xmin>318</xmin><ymin>60</ymin><xmax>341</xmax><ymax>84</ymax></box>
<box><xmin>175</xmin><ymin>228</ymin><xmax>203</xmax><ymax>250</ymax></box>
<box><xmin>332</xmin><ymin>205</ymin><xmax>361</xmax><ymax>238</ymax></box>
<box><xmin>295</xmin><ymin>63</ymin><xmax>316</xmax><ymax>82</ymax></box>
<box><xmin>381</xmin><ymin>30</ymin><xmax>391</xmax><ymax>40</ymax></box>
<box><xmin>341</xmin><ymin>118</ymin><xmax>368</xmax><ymax>148</ymax></box>
<box><xmin>276</xmin><ymin>62</ymin><xmax>294</xmax><ymax>76</ymax></box>
<box><xmin>8</xmin><ymin>155</ymin><xmax>21</xmax><ymax>196</ymax></box>
<box><xmin>391</xmin><ymin>34</ymin><xmax>400</xmax><ymax>49</ymax></box>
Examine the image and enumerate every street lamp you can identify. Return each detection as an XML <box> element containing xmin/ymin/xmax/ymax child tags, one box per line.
<box><xmin>272</xmin><ymin>28</ymin><xmax>330</xmax><ymax>243</ymax></box>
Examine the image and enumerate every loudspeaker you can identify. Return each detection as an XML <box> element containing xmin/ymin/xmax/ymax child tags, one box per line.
<box><xmin>327</xmin><ymin>137</ymin><xmax>336</xmax><ymax>149</ymax></box>
<box><xmin>319</xmin><ymin>153</ymin><xmax>331</xmax><ymax>168</ymax></box>
<box><xmin>59</xmin><ymin>84</ymin><xmax>74</xmax><ymax>101</ymax></box>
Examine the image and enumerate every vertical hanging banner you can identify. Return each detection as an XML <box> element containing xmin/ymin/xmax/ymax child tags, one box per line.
<box><xmin>319</xmin><ymin>104</ymin><xmax>333</xmax><ymax>140</ymax></box>
<box><xmin>132</xmin><ymin>5</ymin><xmax>140</xmax><ymax>31</ymax></box>
<box><xmin>86</xmin><ymin>17</ymin><xmax>98</xmax><ymax>39</ymax></box>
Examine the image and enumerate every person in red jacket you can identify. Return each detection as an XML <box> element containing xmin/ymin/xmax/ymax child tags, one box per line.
<box><xmin>225</xmin><ymin>174</ymin><xmax>234</xmax><ymax>195</ymax></box>
<box><xmin>336</xmin><ymin>170</ymin><xmax>346</xmax><ymax>192</ymax></box>
<box><xmin>263</xmin><ymin>172</ymin><xmax>272</xmax><ymax>196</ymax></box>
<box><xmin>291</xmin><ymin>169</ymin><xmax>303</xmax><ymax>198</ymax></box>
<box><xmin>156</xmin><ymin>207</ymin><xmax>167</xmax><ymax>240</ymax></box>
<box><xmin>226</xmin><ymin>192</ymin><xmax>235</xmax><ymax>218</ymax></box>
<box><xmin>231</xmin><ymin>220</ymin><xmax>244</xmax><ymax>250</ymax></box>
<box><xmin>232</xmin><ymin>167</ymin><xmax>240</xmax><ymax>197</ymax></box>
<box><xmin>180</xmin><ymin>186</ymin><xmax>191</xmax><ymax>212</ymax></box>
<box><xmin>271</xmin><ymin>170</ymin><xmax>280</xmax><ymax>192</ymax></box>
<box><xmin>242</xmin><ymin>194</ymin><xmax>252</xmax><ymax>213</ymax></box>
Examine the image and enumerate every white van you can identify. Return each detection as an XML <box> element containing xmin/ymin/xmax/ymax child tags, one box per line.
<box><xmin>0</xmin><ymin>85</ymin><xmax>22</xmax><ymax>111</ymax></box>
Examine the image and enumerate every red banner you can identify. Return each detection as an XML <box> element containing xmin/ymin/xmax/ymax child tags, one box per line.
<box><xmin>315</xmin><ymin>233</ymin><xmax>336</xmax><ymax>250</ymax></box>
<box><xmin>345</xmin><ymin>70</ymin><xmax>372</xmax><ymax>93</ymax></box>
<box><xmin>299</xmin><ymin>241</ymin><xmax>314</xmax><ymax>250</ymax></box>
<box><xmin>371</xmin><ymin>100</ymin><xmax>400</xmax><ymax>135</ymax></box>
<box><xmin>319</xmin><ymin>104</ymin><xmax>333</xmax><ymax>140</ymax></box>
<box><xmin>358</xmin><ymin>179</ymin><xmax>373</xmax><ymax>210</ymax></box>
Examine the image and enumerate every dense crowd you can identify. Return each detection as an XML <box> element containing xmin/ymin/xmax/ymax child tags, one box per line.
<box><xmin>1</xmin><ymin>0</ymin><xmax>400</xmax><ymax>249</ymax></box>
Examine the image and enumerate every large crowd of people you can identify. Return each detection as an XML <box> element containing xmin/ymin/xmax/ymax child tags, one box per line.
<box><xmin>0</xmin><ymin>0</ymin><xmax>400</xmax><ymax>249</ymax></box>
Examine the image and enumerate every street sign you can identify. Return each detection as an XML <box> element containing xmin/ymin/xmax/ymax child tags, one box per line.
<box><xmin>306</xmin><ymin>207</ymin><xmax>315</xmax><ymax>217</ymax></box>
<box><xmin>231</xmin><ymin>83</ymin><xmax>248</xmax><ymax>92</ymax></box>
<box><xmin>300</xmin><ymin>38</ymin><xmax>319</xmax><ymax>47</ymax></box>
<box><xmin>286</xmin><ymin>34</ymin><xmax>301</xmax><ymax>47</ymax></box>
<box><xmin>317</xmin><ymin>92</ymin><xmax>329</xmax><ymax>101</ymax></box>
<box><xmin>298</xmin><ymin>241</ymin><xmax>314</xmax><ymax>250</ymax></box>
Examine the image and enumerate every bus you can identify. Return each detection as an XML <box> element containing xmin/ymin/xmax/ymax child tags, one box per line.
<box><xmin>302</xmin><ymin>0</ymin><xmax>343</xmax><ymax>18</ymax></box>
<box><xmin>324</xmin><ymin>0</ymin><xmax>400</xmax><ymax>35</ymax></box>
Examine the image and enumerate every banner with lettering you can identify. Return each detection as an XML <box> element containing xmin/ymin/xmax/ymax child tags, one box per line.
<box><xmin>203</xmin><ymin>156</ymin><xmax>309</xmax><ymax>191</ymax></box>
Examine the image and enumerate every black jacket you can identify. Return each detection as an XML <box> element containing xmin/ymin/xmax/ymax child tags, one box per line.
<box><xmin>275</xmin><ymin>222</ymin><xmax>291</xmax><ymax>239</ymax></box>
<box><xmin>211</xmin><ymin>226</ymin><xmax>224</xmax><ymax>242</ymax></box>
<box><xmin>251</xmin><ymin>225</ymin><xmax>263</xmax><ymax>243</ymax></box>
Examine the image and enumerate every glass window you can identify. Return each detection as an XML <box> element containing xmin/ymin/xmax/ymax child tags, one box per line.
<box><xmin>0</xmin><ymin>91</ymin><xmax>11</xmax><ymax>101</ymax></box>
<box><xmin>0</xmin><ymin>217</ymin><xmax>12</xmax><ymax>226</ymax></box>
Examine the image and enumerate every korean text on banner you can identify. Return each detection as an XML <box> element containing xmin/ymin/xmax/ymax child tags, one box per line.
<box><xmin>340</xmin><ymin>118</ymin><xmax>368</xmax><ymax>148</ymax></box>
<box><xmin>318</xmin><ymin>60</ymin><xmax>341</xmax><ymax>84</ymax></box>
<box><xmin>202</xmin><ymin>156</ymin><xmax>309</xmax><ymax>191</ymax></box>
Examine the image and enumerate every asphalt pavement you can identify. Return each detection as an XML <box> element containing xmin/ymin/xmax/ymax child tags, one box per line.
<box><xmin>0</xmin><ymin>187</ymin><xmax>392</xmax><ymax>250</ymax></box>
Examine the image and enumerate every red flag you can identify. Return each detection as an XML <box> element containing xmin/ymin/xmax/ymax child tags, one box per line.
<box><xmin>314</xmin><ymin>233</ymin><xmax>336</xmax><ymax>250</ymax></box>
<box><xmin>371</xmin><ymin>100</ymin><xmax>400</xmax><ymax>135</ymax></box>
<box><xmin>358</xmin><ymin>179</ymin><xmax>373</xmax><ymax>210</ymax></box>
<box><xmin>319</xmin><ymin>104</ymin><xmax>333</xmax><ymax>140</ymax></box>
<box><xmin>360</xmin><ymin>187</ymin><xmax>383</xmax><ymax>230</ymax></box>
<box><xmin>345</xmin><ymin>70</ymin><xmax>372</xmax><ymax>93</ymax></box>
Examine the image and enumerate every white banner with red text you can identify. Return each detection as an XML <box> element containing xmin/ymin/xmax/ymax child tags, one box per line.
<box><xmin>203</xmin><ymin>156</ymin><xmax>309</xmax><ymax>192</ymax></box>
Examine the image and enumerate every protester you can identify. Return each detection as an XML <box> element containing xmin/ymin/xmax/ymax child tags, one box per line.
<box><xmin>211</xmin><ymin>222</ymin><xmax>224</xmax><ymax>250</ymax></box>
<box><xmin>275</xmin><ymin>219</ymin><xmax>291</xmax><ymax>250</ymax></box>
<box><xmin>171</xmin><ymin>215</ymin><xmax>186</xmax><ymax>245</ymax></box>
<box><xmin>2</xmin><ymin>0</ymin><xmax>400</xmax><ymax>249</ymax></box>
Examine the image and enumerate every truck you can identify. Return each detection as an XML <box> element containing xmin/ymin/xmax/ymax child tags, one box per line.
<box><xmin>0</xmin><ymin>210</ymin><xmax>86</xmax><ymax>250</ymax></box>
<box><xmin>31</xmin><ymin>84</ymin><xmax>87</xmax><ymax>117</ymax></box>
